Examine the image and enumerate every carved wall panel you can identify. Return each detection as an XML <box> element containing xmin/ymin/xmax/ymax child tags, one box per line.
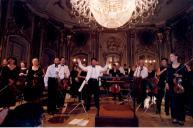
<box><xmin>41</xmin><ymin>48</ymin><xmax>56</xmax><ymax>68</ymax></box>
<box><xmin>134</xmin><ymin>30</ymin><xmax>159</xmax><ymax>66</ymax></box>
<box><xmin>5</xmin><ymin>35</ymin><xmax>30</xmax><ymax>65</ymax></box>
<box><xmin>99</xmin><ymin>32</ymin><xmax>127</xmax><ymax>66</ymax></box>
<box><xmin>69</xmin><ymin>36</ymin><xmax>91</xmax><ymax>67</ymax></box>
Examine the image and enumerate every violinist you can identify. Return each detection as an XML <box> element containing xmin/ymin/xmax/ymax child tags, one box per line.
<box><xmin>17</xmin><ymin>61</ymin><xmax>28</xmax><ymax>94</ymax></box>
<box><xmin>166</xmin><ymin>53</ymin><xmax>187</xmax><ymax>125</ymax></box>
<box><xmin>56</xmin><ymin>57</ymin><xmax>70</xmax><ymax>108</ymax></box>
<box><xmin>24</xmin><ymin>58</ymin><xmax>44</xmax><ymax>102</ymax></box>
<box><xmin>156</xmin><ymin>58</ymin><xmax>168</xmax><ymax>114</ymax></box>
<box><xmin>0</xmin><ymin>57</ymin><xmax>19</xmax><ymax>107</ymax></box>
<box><xmin>133</xmin><ymin>58</ymin><xmax>148</xmax><ymax>106</ymax></box>
<box><xmin>44</xmin><ymin>57</ymin><xmax>65</xmax><ymax>114</ymax></box>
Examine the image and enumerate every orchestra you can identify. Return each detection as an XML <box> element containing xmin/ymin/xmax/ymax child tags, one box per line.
<box><xmin>0</xmin><ymin>53</ymin><xmax>193</xmax><ymax>126</ymax></box>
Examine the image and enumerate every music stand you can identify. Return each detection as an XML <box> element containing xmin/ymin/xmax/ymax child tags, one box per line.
<box><xmin>67</xmin><ymin>81</ymin><xmax>87</xmax><ymax>115</ymax></box>
<box><xmin>119</xmin><ymin>79</ymin><xmax>133</xmax><ymax>105</ymax></box>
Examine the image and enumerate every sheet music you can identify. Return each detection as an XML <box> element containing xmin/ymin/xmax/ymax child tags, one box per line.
<box><xmin>68</xmin><ymin>118</ymin><xmax>89</xmax><ymax>126</ymax></box>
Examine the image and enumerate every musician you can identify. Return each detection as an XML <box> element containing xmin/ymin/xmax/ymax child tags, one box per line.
<box><xmin>0</xmin><ymin>57</ymin><xmax>19</xmax><ymax>107</ymax></box>
<box><xmin>15</xmin><ymin>61</ymin><xmax>28</xmax><ymax>97</ymax></box>
<box><xmin>185</xmin><ymin>64</ymin><xmax>193</xmax><ymax>117</ymax></box>
<box><xmin>129</xmin><ymin>65</ymin><xmax>136</xmax><ymax>77</ymax></box>
<box><xmin>78</xmin><ymin>66</ymin><xmax>87</xmax><ymax>100</ymax></box>
<box><xmin>0</xmin><ymin>59</ymin><xmax>8</xmax><ymax>86</ymax></box>
<box><xmin>77</xmin><ymin>58</ymin><xmax>108</xmax><ymax>111</ymax></box>
<box><xmin>19</xmin><ymin>61</ymin><xmax>28</xmax><ymax>76</ymax></box>
<box><xmin>156</xmin><ymin>58</ymin><xmax>168</xmax><ymax>114</ymax></box>
<box><xmin>166</xmin><ymin>53</ymin><xmax>187</xmax><ymax>125</ymax></box>
<box><xmin>0</xmin><ymin>58</ymin><xmax>8</xmax><ymax>68</ymax></box>
<box><xmin>117</xmin><ymin>63</ymin><xmax>125</xmax><ymax>76</ymax></box>
<box><xmin>147</xmin><ymin>64</ymin><xmax>156</xmax><ymax>90</ymax></box>
<box><xmin>44</xmin><ymin>57</ymin><xmax>65</xmax><ymax>114</ymax></box>
<box><xmin>133</xmin><ymin>59</ymin><xmax>148</xmax><ymax>106</ymax></box>
<box><xmin>70</xmin><ymin>65</ymin><xmax>79</xmax><ymax>98</ymax></box>
<box><xmin>24</xmin><ymin>58</ymin><xmax>44</xmax><ymax>102</ymax></box>
<box><xmin>108</xmin><ymin>64</ymin><xmax>123</xmax><ymax>101</ymax></box>
<box><xmin>56</xmin><ymin>57</ymin><xmax>70</xmax><ymax>108</ymax></box>
<box><xmin>123</xmin><ymin>64</ymin><xmax>129</xmax><ymax>76</ymax></box>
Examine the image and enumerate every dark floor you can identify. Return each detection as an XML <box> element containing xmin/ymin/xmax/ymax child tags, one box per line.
<box><xmin>2</xmin><ymin>94</ymin><xmax>193</xmax><ymax>127</ymax></box>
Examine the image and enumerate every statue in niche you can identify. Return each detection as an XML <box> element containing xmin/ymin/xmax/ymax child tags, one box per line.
<box><xmin>106</xmin><ymin>36</ymin><xmax>121</xmax><ymax>52</ymax></box>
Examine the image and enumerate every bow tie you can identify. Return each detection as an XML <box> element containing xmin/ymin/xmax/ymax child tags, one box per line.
<box><xmin>92</xmin><ymin>65</ymin><xmax>95</xmax><ymax>68</ymax></box>
<box><xmin>61</xmin><ymin>64</ymin><xmax>64</xmax><ymax>66</ymax></box>
<box><xmin>55</xmin><ymin>64</ymin><xmax>58</xmax><ymax>68</ymax></box>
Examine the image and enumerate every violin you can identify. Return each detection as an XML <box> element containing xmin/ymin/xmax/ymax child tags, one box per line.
<box><xmin>173</xmin><ymin>57</ymin><xmax>193</xmax><ymax>94</ymax></box>
<box><xmin>59</xmin><ymin>78</ymin><xmax>70</xmax><ymax>90</ymax></box>
<box><xmin>173</xmin><ymin>74</ymin><xmax>184</xmax><ymax>94</ymax></box>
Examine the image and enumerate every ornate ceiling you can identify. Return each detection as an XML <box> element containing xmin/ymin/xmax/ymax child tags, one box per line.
<box><xmin>23</xmin><ymin>0</ymin><xmax>192</xmax><ymax>29</ymax></box>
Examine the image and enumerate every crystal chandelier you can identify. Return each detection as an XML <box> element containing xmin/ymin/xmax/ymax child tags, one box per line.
<box><xmin>70</xmin><ymin>0</ymin><xmax>159</xmax><ymax>28</ymax></box>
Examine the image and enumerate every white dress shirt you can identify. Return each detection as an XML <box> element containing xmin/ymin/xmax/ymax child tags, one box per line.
<box><xmin>60</xmin><ymin>64</ymin><xmax>70</xmax><ymax>78</ymax></box>
<box><xmin>134</xmin><ymin>66</ymin><xmax>148</xmax><ymax>79</ymax></box>
<box><xmin>119</xmin><ymin>66</ymin><xmax>125</xmax><ymax>75</ymax></box>
<box><xmin>44</xmin><ymin>64</ymin><xmax>65</xmax><ymax>87</ymax></box>
<box><xmin>78</xmin><ymin>61</ymin><xmax>108</xmax><ymax>81</ymax></box>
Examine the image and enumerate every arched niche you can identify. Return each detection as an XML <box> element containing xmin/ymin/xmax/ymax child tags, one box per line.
<box><xmin>5</xmin><ymin>35</ymin><xmax>30</xmax><ymax>65</ymax></box>
<box><xmin>104</xmin><ymin>53</ymin><xmax>122</xmax><ymax>68</ymax></box>
<box><xmin>71</xmin><ymin>53</ymin><xmax>88</xmax><ymax>68</ymax></box>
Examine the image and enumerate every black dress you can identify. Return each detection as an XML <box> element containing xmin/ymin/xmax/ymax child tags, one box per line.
<box><xmin>70</xmin><ymin>69</ymin><xmax>79</xmax><ymax>97</ymax></box>
<box><xmin>78</xmin><ymin>71</ymin><xmax>87</xmax><ymax>100</ymax></box>
<box><xmin>24</xmin><ymin>67</ymin><xmax>44</xmax><ymax>101</ymax></box>
<box><xmin>17</xmin><ymin>68</ymin><xmax>28</xmax><ymax>92</ymax></box>
<box><xmin>167</xmin><ymin>64</ymin><xmax>187</xmax><ymax>121</ymax></box>
<box><xmin>0</xmin><ymin>66</ymin><xmax>20</xmax><ymax>107</ymax></box>
<box><xmin>156</xmin><ymin>66</ymin><xmax>167</xmax><ymax>113</ymax></box>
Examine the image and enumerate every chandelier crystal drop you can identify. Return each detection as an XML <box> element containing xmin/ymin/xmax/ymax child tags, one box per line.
<box><xmin>70</xmin><ymin>0</ymin><xmax>159</xmax><ymax>28</ymax></box>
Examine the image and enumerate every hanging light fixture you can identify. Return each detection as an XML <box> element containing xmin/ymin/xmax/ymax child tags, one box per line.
<box><xmin>70</xmin><ymin>0</ymin><xmax>159</xmax><ymax>28</ymax></box>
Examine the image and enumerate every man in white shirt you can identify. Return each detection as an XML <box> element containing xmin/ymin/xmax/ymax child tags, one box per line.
<box><xmin>77</xmin><ymin>58</ymin><xmax>109</xmax><ymax>111</ymax></box>
<box><xmin>134</xmin><ymin>59</ymin><xmax>148</xmax><ymax>79</ymax></box>
<box><xmin>44</xmin><ymin>57</ymin><xmax>65</xmax><ymax>114</ymax></box>
<box><xmin>133</xmin><ymin>58</ymin><xmax>148</xmax><ymax>106</ymax></box>
<box><xmin>56</xmin><ymin>57</ymin><xmax>70</xmax><ymax>108</ymax></box>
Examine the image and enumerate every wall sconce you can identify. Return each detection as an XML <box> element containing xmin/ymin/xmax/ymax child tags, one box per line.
<box><xmin>72</xmin><ymin>58</ymin><xmax>87</xmax><ymax>62</ymax></box>
<box><xmin>145</xmin><ymin>59</ymin><xmax>156</xmax><ymax>64</ymax></box>
<box><xmin>73</xmin><ymin>58</ymin><xmax>77</xmax><ymax>62</ymax></box>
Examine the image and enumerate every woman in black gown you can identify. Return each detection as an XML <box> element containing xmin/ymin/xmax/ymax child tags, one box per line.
<box><xmin>78</xmin><ymin>67</ymin><xmax>87</xmax><ymax>100</ymax></box>
<box><xmin>24</xmin><ymin>58</ymin><xmax>44</xmax><ymax>101</ymax></box>
<box><xmin>17</xmin><ymin>61</ymin><xmax>28</xmax><ymax>95</ymax></box>
<box><xmin>70</xmin><ymin>65</ymin><xmax>79</xmax><ymax>98</ymax></box>
<box><xmin>0</xmin><ymin>57</ymin><xmax>19</xmax><ymax>107</ymax></box>
<box><xmin>166</xmin><ymin>53</ymin><xmax>187</xmax><ymax>125</ymax></box>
